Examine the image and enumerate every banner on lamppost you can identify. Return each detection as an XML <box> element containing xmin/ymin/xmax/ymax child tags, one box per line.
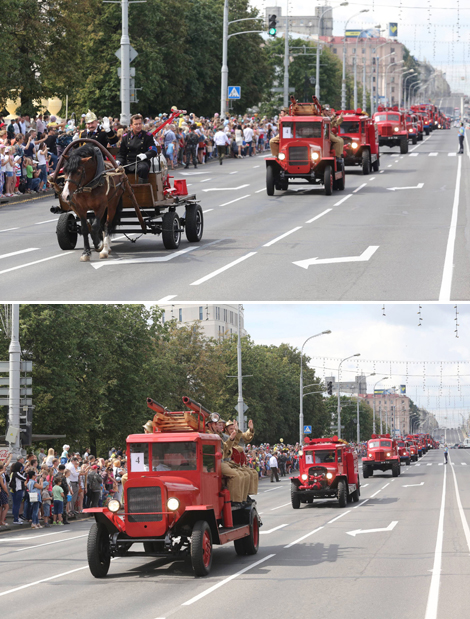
<box><xmin>400</xmin><ymin>385</ymin><xmax>406</xmax><ymax>394</ymax></box>
<box><xmin>389</xmin><ymin>23</ymin><xmax>398</xmax><ymax>37</ymax></box>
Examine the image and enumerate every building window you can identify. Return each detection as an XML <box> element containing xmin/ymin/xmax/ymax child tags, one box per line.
<box><xmin>224</xmin><ymin>309</ymin><xmax>227</xmax><ymax>322</ymax></box>
<box><xmin>391</xmin><ymin>77</ymin><xmax>395</xmax><ymax>83</ymax></box>
<box><xmin>230</xmin><ymin>329</ymin><xmax>233</xmax><ymax>335</ymax></box>
<box><xmin>391</xmin><ymin>87</ymin><xmax>395</xmax><ymax>93</ymax></box>
<box><xmin>179</xmin><ymin>308</ymin><xmax>182</xmax><ymax>322</ymax></box>
<box><xmin>391</xmin><ymin>47</ymin><xmax>395</xmax><ymax>52</ymax></box>
<box><xmin>352</xmin><ymin>48</ymin><xmax>356</xmax><ymax>54</ymax></box>
<box><xmin>333</xmin><ymin>48</ymin><xmax>337</xmax><ymax>54</ymax></box>
<box><xmin>391</xmin><ymin>57</ymin><xmax>395</xmax><ymax>64</ymax></box>
<box><xmin>372</xmin><ymin>77</ymin><xmax>376</xmax><ymax>82</ymax></box>
<box><xmin>230</xmin><ymin>311</ymin><xmax>233</xmax><ymax>324</ymax></box>
<box><xmin>373</xmin><ymin>86</ymin><xmax>376</xmax><ymax>92</ymax></box>
<box><xmin>215</xmin><ymin>306</ymin><xmax>220</xmax><ymax>320</ymax></box>
<box><xmin>199</xmin><ymin>306</ymin><xmax>203</xmax><ymax>320</ymax></box>
<box><xmin>372</xmin><ymin>57</ymin><xmax>376</xmax><ymax>64</ymax></box>
<box><xmin>362</xmin><ymin>48</ymin><xmax>365</xmax><ymax>54</ymax></box>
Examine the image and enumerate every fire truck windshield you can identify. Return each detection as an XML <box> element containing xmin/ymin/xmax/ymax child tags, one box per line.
<box><xmin>374</xmin><ymin>114</ymin><xmax>387</xmax><ymax>122</ymax></box>
<box><xmin>339</xmin><ymin>121</ymin><xmax>360</xmax><ymax>134</ymax></box>
<box><xmin>295</xmin><ymin>122</ymin><xmax>322</xmax><ymax>138</ymax></box>
<box><xmin>387</xmin><ymin>114</ymin><xmax>400</xmax><ymax>122</ymax></box>
<box><xmin>151</xmin><ymin>442</ymin><xmax>197</xmax><ymax>471</ymax></box>
<box><xmin>312</xmin><ymin>449</ymin><xmax>336</xmax><ymax>464</ymax></box>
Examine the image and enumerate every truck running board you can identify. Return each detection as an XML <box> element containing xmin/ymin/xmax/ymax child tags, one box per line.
<box><xmin>218</xmin><ymin>524</ymin><xmax>250</xmax><ymax>545</ymax></box>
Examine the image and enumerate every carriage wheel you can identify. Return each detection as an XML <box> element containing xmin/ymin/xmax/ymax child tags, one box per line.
<box><xmin>162</xmin><ymin>211</ymin><xmax>181</xmax><ymax>250</ymax></box>
<box><xmin>185</xmin><ymin>204</ymin><xmax>204</xmax><ymax>243</ymax></box>
<box><xmin>56</xmin><ymin>213</ymin><xmax>78</xmax><ymax>250</ymax></box>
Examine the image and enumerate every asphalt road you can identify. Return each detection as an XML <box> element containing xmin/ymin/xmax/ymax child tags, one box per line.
<box><xmin>1</xmin><ymin>117</ymin><xmax>469</xmax><ymax>302</ymax></box>
<box><xmin>2</xmin><ymin>449</ymin><xmax>470</xmax><ymax>619</ymax></box>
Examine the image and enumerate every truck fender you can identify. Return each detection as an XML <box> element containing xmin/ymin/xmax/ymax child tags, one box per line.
<box><xmin>266</xmin><ymin>158</ymin><xmax>283</xmax><ymax>174</ymax></box>
<box><xmin>92</xmin><ymin>510</ymin><xmax>122</xmax><ymax>535</ymax></box>
<box><xmin>290</xmin><ymin>477</ymin><xmax>302</xmax><ymax>490</ymax></box>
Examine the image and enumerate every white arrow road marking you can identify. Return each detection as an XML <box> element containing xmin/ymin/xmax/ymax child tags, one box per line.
<box><xmin>462</xmin><ymin>462</ymin><xmax>467</xmax><ymax>465</ymax></box>
<box><xmin>293</xmin><ymin>245</ymin><xmax>379</xmax><ymax>269</ymax></box>
<box><xmin>386</xmin><ymin>183</ymin><xmax>424</xmax><ymax>191</ymax></box>
<box><xmin>203</xmin><ymin>184</ymin><xmax>249</xmax><ymax>192</ymax></box>
<box><xmin>260</xmin><ymin>524</ymin><xmax>289</xmax><ymax>534</ymax></box>
<box><xmin>347</xmin><ymin>521</ymin><xmax>398</xmax><ymax>537</ymax></box>
<box><xmin>403</xmin><ymin>482</ymin><xmax>425</xmax><ymax>487</ymax></box>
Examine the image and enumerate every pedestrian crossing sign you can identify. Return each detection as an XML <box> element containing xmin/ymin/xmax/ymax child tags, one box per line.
<box><xmin>303</xmin><ymin>425</ymin><xmax>312</xmax><ymax>434</ymax></box>
<box><xmin>228</xmin><ymin>86</ymin><xmax>241</xmax><ymax>100</ymax></box>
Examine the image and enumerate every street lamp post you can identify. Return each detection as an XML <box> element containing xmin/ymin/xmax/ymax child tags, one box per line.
<box><xmin>342</xmin><ymin>10</ymin><xmax>369</xmax><ymax>109</ymax></box>
<box><xmin>410</xmin><ymin>81</ymin><xmax>422</xmax><ymax>107</ymax></box>
<box><xmin>399</xmin><ymin>68</ymin><xmax>414</xmax><ymax>108</ymax></box>
<box><xmin>403</xmin><ymin>71</ymin><xmax>416</xmax><ymax>109</ymax></box>
<box><xmin>337</xmin><ymin>353</ymin><xmax>360</xmax><ymax>439</ymax></box>
<box><xmin>371</xmin><ymin>41</ymin><xmax>388</xmax><ymax>114</ymax></box>
<box><xmin>357</xmin><ymin>372</ymin><xmax>375</xmax><ymax>443</ymax></box>
<box><xmin>376</xmin><ymin>52</ymin><xmax>393</xmax><ymax>106</ymax></box>
<box><xmin>372</xmin><ymin>377</ymin><xmax>388</xmax><ymax>434</ymax></box>
<box><xmin>315</xmin><ymin>3</ymin><xmax>349</xmax><ymax>101</ymax></box>
<box><xmin>384</xmin><ymin>59</ymin><xmax>404</xmax><ymax>106</ymax></box>
<box><xmin>299</xmin><ymin>330</ymin><xmax>331</xmax><ymax>445</ymax></box>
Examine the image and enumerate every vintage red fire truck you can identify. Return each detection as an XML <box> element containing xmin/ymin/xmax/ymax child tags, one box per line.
<box><xmin>362</xmin><ymin>433</ymin><xmax>401</xmax><ymax>478</ymax></box>
<box><xmin>266</xmin><ymin>96</ymin><xmax>346</xmax><ymax>196</ymax></box>
<box><xmin>337</xmin><ymin>109</ymin><xmax>380</xmax><ymax>174</ymax></box>
<box><xmin>405</xmin><ymin>434</ymin><xmax>425</xmax><ymax>456</ymax></box>
<box><xmin>404</xmin><ymin>113</ymin><xmax>419</xmax><ymax>144</ymax></box>
<box><xmin>396</xmin><ymin>439</ymin><xmax>411</xmax><ymax>465</ymax></box>
<box><xmin>290</xmin><ymin>436</ymin><xmax>360</xmax><ymax>508</ymax></box>
<box><xmin>373</xmin><ymin>106</ymin><xmax>409</xmax><ymax>154</ymax></box>
<box><xmin>84</xmin><ymin>397</ymin><xmax>261</xmax><ymax>578</ymax></box>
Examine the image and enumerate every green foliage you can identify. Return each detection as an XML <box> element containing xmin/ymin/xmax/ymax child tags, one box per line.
<box><xmin>324</xmin><ymin>396</ymin><xmax>374</xmax><ymax>442</ymax></box>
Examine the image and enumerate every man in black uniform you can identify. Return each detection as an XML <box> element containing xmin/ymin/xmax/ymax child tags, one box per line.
<box><xmin>78</xmin><ymin>110</ymin><xmax>119</xmax><ymax>148</ymax></box>
<box><xmin>184</xmin><ymin>124</ymin><xmax>199</xmax><ymax>169</ymax></box>
<box><xmin>116</xmin><ymin>114</ymin><xmax>157</xmax><ymax>182</ymax></box>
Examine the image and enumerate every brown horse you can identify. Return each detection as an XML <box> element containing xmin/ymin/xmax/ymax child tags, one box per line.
<box><xmin>59</xmin><ymin>143</ymin><xmax>125</xmax><ymax>261</ymax></box>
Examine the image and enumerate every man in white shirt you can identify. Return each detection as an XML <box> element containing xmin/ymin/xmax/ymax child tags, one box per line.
<box><xmin>269</xmin><ymin>453</ymin><xmax>280</xmax><ymax>483</ymax></box>
<box><xmin>65</xmin><ymin>457</ymin><xmax>80</xmax><ymax>513</ymax></box>
<box><xmin>214</xmin><ymin>125</ymin><xmax>230</xmax><ymax>165</ymax></box>
<box><xmin>243</xmin><ymin>124</ymin><xmax>254</xmax><ymax>156</ymax></box>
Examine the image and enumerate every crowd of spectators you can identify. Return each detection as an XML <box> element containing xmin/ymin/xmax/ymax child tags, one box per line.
<box><xmin>0</xmin><ymin>109</ymin><xmax>279</xmax><ymax>198</ymax></box>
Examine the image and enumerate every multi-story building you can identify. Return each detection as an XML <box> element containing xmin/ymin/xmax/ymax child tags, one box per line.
<box><xmin>158</xmin><ymin>304</ymin><xmax>247</xmax><ymax>340</ymax></box>
<box><xmin>362</xmin><ymin>393</ymin><xmax>411</xmax><ymax>436</ymax></box>
<box><xmin>265</xmin><ymin>5</ymin><xmax>334</xmax><ymax>38</ymax></box>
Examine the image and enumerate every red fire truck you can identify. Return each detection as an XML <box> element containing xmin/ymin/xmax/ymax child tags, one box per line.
<box><xmin>266</xmin><ymin>96</ymin><xmax>346</xmax><ymax>196</ymax></box>
<box><xmin>84</xmin><ymin>397</ymin><xmax>261</xmax><ymax>578</ymax></box>
<box><xmin>396</xmin><ymin>439</ymin><xmax>411</xmax><ymax>465</ymax></box>
<box><xmin>373</xmin><ymin>106</ymin><xmax>409</xmax><ymax>154</ymax></box>
<box><xmin>337</xmin><ymin>109</ymin><xmax>380</xmax><ymax>174</ymax></box>
<box><xmin>362</xmin><ymin>433</ymin><xmax>401</xmax><ymax>478</ymax></box>
<box><xmin>290</xmin><ymin>436</ymin><xmax>360</xmax><ymax>508</ymax></box>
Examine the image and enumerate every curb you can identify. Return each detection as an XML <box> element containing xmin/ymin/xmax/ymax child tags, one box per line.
<box><xmin>0</xmin><ymin>512</ymin><xmax>92</xmax><ymax>535</ymax></box>
<box><xmin>0</xmin><ymin>189</ymin><xmax>55</xmax><ymax>208</ymax></box>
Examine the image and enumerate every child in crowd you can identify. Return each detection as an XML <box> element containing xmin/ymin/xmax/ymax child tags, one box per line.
<box><xmin>24</xmin><ymin>157</ymin><xmax>42</xmax><ymax>192</ymax></box>
<box><xmin>52</xmin><ymin>477</ymin><xmax>64</xmax><ymax>525</ymax></box>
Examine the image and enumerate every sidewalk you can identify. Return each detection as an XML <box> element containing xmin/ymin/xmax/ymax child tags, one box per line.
<box><xmin>0</xmin><ymin>188</ymin><xmax>55</xmax><ymax>208</ymax></box>
<box><xmin>1</xmin><ymin>510</ymin><xmax>91</xmax><ymax>534</ymax></box>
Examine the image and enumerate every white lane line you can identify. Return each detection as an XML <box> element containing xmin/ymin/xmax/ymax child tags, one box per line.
<box><xmin>15</xmin><ymin>534</ymin><xmax>88</xmax><ymax>552</ymax></box>
<box><xmin>409</xmin><ymin>153</ymin><xmax>419</xmax><ymax>157</ymax></box>
<box><xmin>328</xmin><ymin>510</ymin><xmax>351</xmax><ymax>524</ymax></box>
<box><xmin>0</xmin><ymin>227</ymin><xmax>19</xmax><ymax>233</ymax></box>
<box><xmin>219</xmin><ymin>194</ymin><xmax>250</xmax><ymax>207</ymax></box>
<box><xmin>263</xmin><ymin>227</ymin><xmax>302</xmax><ymax>247</ymax></box>
<box><xmin>190</xmin><ymin>252</ymin><xmax>257</xmax><ymax>286</ymax></box>
<box><xmin>0</xmin><ymin>248</ymin><xmax>39</xmax><ymax>261</ymax></box>
<box><xmin>334</xmin><ymin>194</ymin><xmax>352</xmax><ymax>206</ymax></box>
<box><xmin>284</xmin><ymin>526</ymin><xmax>323</xmax><ymax>549</ymax></box>
<box><xmin>0</xmin><ymin>531</ymin><xmax>69</xmax><ymax>543</ymax></box>
<box><xmin>263</xmin><ymin>487</ymin><xmax>284</xmax><ymax>493</ymax></box>
<box><xmin>182</xmin><ymin>554</ymin><xmax>275</xmax><ymax>605</ymax></box>
<box><xmin>270</xmin><ymin>502</ymin><xmax>291</xmax><ymax>511</ymax></box>
<box><xmin>199</xmin><ymin>178</ymin><xmax>212</xmax><ymax>183</ymax></box>
<box><xmin>379</xmin><ymin>170</ymin><xmax>384</xmax><ymax>174</ymax></box>
<box><xmin>0</xmin><ymin>564</ymin><xmax>87</xmax><ymax>597</ymax></box>
<box><xmin>448</xmin><ymin>152</ymin><xmax>457</xmax><ymax>157</ymax></box>
<box><xmin>424</xmin><ymin>463</ymin><xmax>447</xmax><ymax>619</ymax></box>
<box><xmin>429</xmin><ymin>152</ymin><xmax>438</xmax><ymax>156</ymax></box>
<box><xmin>387</xmin><ymin>164</ymin><xmax>392</xmax><ymax>167</ymax></box>
<box><xmin>203</xmin><ymin>184</ymin><xmax>249</xmax><ymax>192</ymax></box>
<box><xmin>353</xmin><ymin>183</ymin><xmax>367</xmax><ymax>194</ymax></box>
<box><xmin>260</xmin><ymin>524</ymin><xmax>289</xmax><ymax>534</ymax></box>
<box><xmin>0</xmin><ymin>252</ymin><xmax>73</xmax><ymax>276</ymax></box>
<box><xmin>203</xmin><ymin>209</ymin><xmax>214</xmax><ymax>214</ymax></box>
<box><xmin>156</xmin><ymin>295</ymin><xmax>177</xmax><ymax>303</ymax></box>
<box><xmin>361</xmin><ymin>484</ymin><xmax>369</xmax><ymax>488</ymax></box>
<box><xmin>369</xmin><ymin>177</ymin><xmax>376</xmax><ymax>181</ymax></box>
<box><xmin>255</xmin><ymin>188</ymin><xmax>266</xmax><ymax>193</ymax></box>
<box><xmin>439</xmin><ymin>155</ymin><xmax>462</xmax><ymax>301</ymax></box>
<box><xmin>370</xmin><ymin>483</ymin><xmax>389</xmax><ymax>499</ymax></box>
<box><xmin>354</xmin><ymin>498</ymin><xmax>370</xmax><ymax>509</ymax></box>
<box><xmin>305</xmin><ymin>208</ymin><xmax>332</xmax><ymax>224</ymax></box>
<box><xmin>229</xmin><ymin>171</ymin><xmax>239</xmax><ymax>175</ymax></box>
<box><xmin>34</xmin><ymin>218</ymin><xmax>58</xmax><ymax>225</ymax></box>
<box><xmin>253</xmin><ymin>165</ymin><xmax>260</xmax><ymax>168</ymax></box>
<box><xmin>449</xmin><ymin>458</ymin><xmax>470</xmax><ymax>553</ymax></box>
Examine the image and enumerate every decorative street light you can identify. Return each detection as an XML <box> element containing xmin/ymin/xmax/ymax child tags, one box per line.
<box><xmin>341</xmin><ymin>9</ymin><xmax>369</xmax><ymax>108</ymax></box>
<box><xmin>384</xmin><ymin>59</ymin><xmax>404</xmax><ymax>106</ymax></box>
<box><xmin>337</xmin><ymin>353</ymin><xmax>360</xmax><ymax>439</ymax></box>
<box><xmin>357</xmin><ymin>372</ymin><xmax>375</xmax><ymax>443</ymax></box>
<box><xmin>372</xmin><ymin>377</ymin><xmax>389</xmax><ymax>433</ymax></box>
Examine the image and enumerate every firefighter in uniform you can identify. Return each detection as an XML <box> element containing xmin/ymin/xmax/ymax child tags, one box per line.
<box><xmin>227</xmin><ymin>419</ymin><xmax>258</xmax><ymax>496</ymax></box>
<box><xmin>269</xmin><ymin>107</ymin><xmax>289</xmax><ymax>158</ymax></box>
<box><xmin>223</xmin><ymin>420</ymin><xmax>251</xmax><ymax>501</ymax></box>
<box><xmin>323</xmin><ymin>106</ymin><xmax>344</xmax><ymax>158</ymax></box>
<box><xmin>79</xmin><ymin>110</ymin><xmax>119</xmax><ymax>148</ymax></box>
<box><xmin>116</xmin><ymin>113</ymin><xmax>157</xmax><ymax>183</ymax></box>
<box><xmin>206</xmin><ymin>415</ymin><xmax>245</xmax><ymax>504</ymax></box>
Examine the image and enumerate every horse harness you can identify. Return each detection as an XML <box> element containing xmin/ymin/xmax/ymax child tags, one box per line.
<box><xmin>64</xmin><ymin>147</ymin><xmax>123</xmax><ymax>203</ymax></box>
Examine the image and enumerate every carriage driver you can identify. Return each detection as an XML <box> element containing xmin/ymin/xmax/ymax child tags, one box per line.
<box><xmin>79</xmin><ymin>110</ymin><xmax>119</xmax><ymax>148</ymax></box>
<box><xmin>116</xmin><ymin>114</ymin><xmax>157</xmax><ymax>183</ymax></box>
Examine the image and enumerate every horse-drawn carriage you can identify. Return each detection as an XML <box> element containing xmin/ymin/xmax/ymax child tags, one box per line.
<box><xmin>50</xmin><ymin>114</ymin><xmax>203</xmax><ymax>262</ymax></box>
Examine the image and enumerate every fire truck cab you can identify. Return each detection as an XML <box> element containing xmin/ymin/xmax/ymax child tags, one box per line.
<box><xmin>362</xmin><ymin>433</ymin><xmax>401</xmax><ymax>478</ymax></box>
<box><xmin>266</xmin><ymin>96</ymin><xmax>346</xmax><ymax>196</ymax></box>
<box><xmin>373</xmin><ymin>106</ymin><xmax>409</xmax><ymax>154</ymax></box>
<box><xmin>337</xmin><ymin>110</ymin><xmax>380</xmax><ymax>174</ymax></box>
<box><xmin>290</xmin><ymin>436</ymin><xmax>360</xmax><ymax>508</ymax></box>
<box><xmin>396</xmin><ymin>439</ymin><xmax>411</xmax><ymax>465</ymax></box>
<box><xmin>84</xmin><ymin>397</ymin><xmax>261</xmax><ymax>578</ymax></box>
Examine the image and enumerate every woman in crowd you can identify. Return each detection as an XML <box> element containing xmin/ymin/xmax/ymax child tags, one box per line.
<box><xmin>26</xmin><ymin>470</ymin><xmax>44</xmax><ymax>529</ymax></box>
<box><xmin>0</xmin><ymin>463</ymin><xmax>10</xmax><ymax>529</ymax></box>
<box><xmin>36</xmin><ymin>142</ymin><xmax>48</xmax><ymax>192</ymax></box>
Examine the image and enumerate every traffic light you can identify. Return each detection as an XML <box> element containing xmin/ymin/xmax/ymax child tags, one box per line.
<box><xmin>268</xmin><ymin>14</ymin><xmax>277</xmax><ymax>37</ymax></box>
<box><xmin>20</xmin><ymin>405</ymin><xmax>33</xmax><ymax>446</ymax></box>
<box><xmin>327</xmin><ymin>381</ymin><xmax>333</xmax><ymax>396</ymax></box>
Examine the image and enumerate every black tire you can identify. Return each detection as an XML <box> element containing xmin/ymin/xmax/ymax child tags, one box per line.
<box><xmin>266</xmin><ymin>166</ymin><xmax>275</xmax><ymax>196</ymax></box>
<box><xmin>191</xmin><ymin>520</ymin><xmax>212</xmax><ymax>577</ymax></box>
<box><xmin>87</xmin><ymin>522</ymin><xmax>111</xmax><ymax>578</ymax></box>
<box><xmin>234</xmin><ymin>507</ymin><xmax>260</xmax><ymax>556</ymax></box>
<box><xmin>280</xmin><ymin>180</ymin><xmax>289</xmax><ymax>191</ymax></box>
<box><xmin>392</xmin><ymin>463</ymin><xmax>400</xmax><ymax>477</ymax></box>
<box><xmin>291</xmin><ymin>484</ymin><xmax>301</xmax><ymax>509</ymax></box>
<box><xmin>56</xmin><ymin>212</ymin><xmax>78</xmax><ymax>250</ymax></box>
<box><xmin>412</xmin><ymin>136</ymin><xmax>417</xmax><ymax>145</ymax></box>
<box><xmin>406</xmin><ymin>458</ymin><xmax>411</xmax><ymax>466</ymax></box>
<box><xmin>372</xmin><ymin>157</ymin><xmax>380</xmax><ymax>172</ymax></box>
<box><xmin>337</xmin><ymin>167</ymin><xmax>345</xmax><ymax>191</ymax></box>
<box><xmin>185</xmin><ymin>204</ymin><xmax>203</xmax><ymax>243</ymax></box>
<box><xmin>362</xmin><ymin>150</ymin><xmax>371</xmax><ymax>175</ymax></box>
<box><xmin>425</xmin><ymin>127</ymin><xmax>430</xmax><ymax>136</ymax></box>
<box><xmin>162</xmin><ymin>211</ymin><xmax>181</xmax><ymax>250</ymax></box>
<box><xmin>400</xmin><ymin>138</ymin><xmax>409</xmax><ymax>154</ymax></box>
<box><xmin>363</xmin><ymin>466</ymin><xmax>370</xmax><ymax>479</ymax></box>
<box><xmin>351</xmin><ymin>481</ymin><xmax>360</xmax><ymax>503</ymax></box>
<box><xmin>324</xmin><ymin>165</ymin><xmax>333</xmax><ymax>195</ymax></box>
<box><xmin>337</xmin><ymin>479</ymin><xmax>348</xmax><ymax>507</ymax></box>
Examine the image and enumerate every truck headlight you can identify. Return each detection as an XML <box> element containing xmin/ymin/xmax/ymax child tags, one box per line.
<box><xmin>107</xmin><ymin>499</ymin><xmax>121</xmax><ymax>513</ymax></box>
<box><xmin>409</xmin><ymin>128</ymin><xmax>413</xmax><ymax>132</ymax></box>
<box><xmin>394</xmin><ymin>127</ymin><xmax>399</xmax><ymax>132</ymax></box>
<box><xmin>351</xmin><ymin>142</ymin><xmax>358</xmax><ymax>149</ymax></box>
<box><xmin>311</xmin><ymin>152</ymin><xmax>319</xmax><ymax>160</ymax></box>
<box><xmin>326</xmin><ymin>472</ymin><xmax>333</xmax><ymax>479</ymax></box>
<box><xmin>301</xmin><ymin>473</ymin><xmax>308</xmax><ymax>481</ymax></box>
<box><xmin>167</xmin><ymin>498</ymin><xmax>180</xmax><ymax>511</ymax></box>
<box><xmin>387</xmin><ymin>452</ymin><xmax>391</xmax><ymax>457</ymax></box>
<box><xmin>279</xmin><ymin>153</ymin><xmax>286</xmax><ymax>160</ymax></box>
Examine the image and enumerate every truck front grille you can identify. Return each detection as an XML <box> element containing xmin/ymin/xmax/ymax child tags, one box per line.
<box><xmin>380</xmin><ymin>125</ymin><xmax>393</xmax><ymax>137</ymax></box>
<box><xmin>289</xmin><ymin>146</ymin><xmax>309</xmax><ymax>166</ymax></box>
<box><xmin>374</xmin><ymin>451</ymin><xmax>386</xmax><ymax>462</ymax></box>
<box><xmin>127</xmin><ymin>486</ymin><xmax>162</xmax><ymax>522</ymax></box>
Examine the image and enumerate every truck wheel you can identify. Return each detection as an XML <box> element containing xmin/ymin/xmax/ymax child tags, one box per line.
<box><xmin>234</xmin><ymin>507</ymin><xmax>260</xmax><ymax>556</ymax></box>
<box><xmin>87</xmin><ymin>522</ymin><xmax>111</xmax><ymax>578</ymax></box>
<box><xmin>351</xmin><ymin>482</ymin><xmax>360</xmax><ymax>503</ymax></box>
<box><xmin>425</xmin><ymin>127</ymin><xmax>430</xmax><ymax>136</ymax></box>
<box><xmin>266</xmin><ymin>166</ymin><xmax>275</xmax><ymax>196</ymax></box>
<box><xmin>372</xmin><ymin>158</ymin><xmax>380</xmax><ymax>172</ymax></box>
<box><xmin>412</xmin><ymin>136</ymin><xmax>417</xmax><ymax>145</ymax></box>
<box><xmin>337</xmin><ymin>167</ymin><xmax>345</xmax><ymax>191</ymax></box>
<box><xmin>162</xmin><ymin>211</ymin><xmax>181</xmax><ymax>250</ymax></box>
<box><xmin>291</xmin><ymin>484</ymin><xmax>301</xmax><ymax>509</ymax></box>
<box><xmin>362</xmin><ymin>150</ymin><xmax>371</xmax><ymax>175</ymax></box>
<box><xmin>185</xmin><ymin>204</ymin><xmax>203</xmax><ymax>243</ymax></box>
<box><xmin>56</xmin><ymin>212</ymin><xmax>78</xmax><ymax>250</ymax></box>
<box><xmin>400</xmin><ymin>138</ymin><xmax>409</xmax><ymax>154</ymax></box>
<box><xmin>337</xmin><ymin>479</ymin><xmax>348</xmax><ymax>507</ymax></box>
<box><xmin>280</xmin><ymin>180</ymin><xmax>289</xmax><ymax>191</ymax></box>
<box><xmin>392</xmin><ymin>463</ymin><xmax>400</xmax><ymax>477</ymax></box>
<box><xmin>191</xmin><ymin>520</ymin><xmax>212</xmax><ymax>577</ymax></box>
<box><xmin>406</xmin><ymin>458</ymin><xmax>411</xmax><ymax>466</ymax></box>
<box><xmin>324</xmin><ymin>165</ymin><xmax>333</xmax><ymax>195</ymax></box>
<box><xmin>362</xmin><ymin>466</ymin><xmax>370</xmax><ymax>479</ymax></box>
